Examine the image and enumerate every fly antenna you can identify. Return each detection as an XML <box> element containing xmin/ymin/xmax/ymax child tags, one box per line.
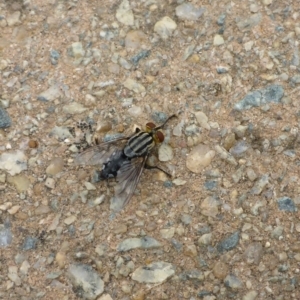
<box><xmin>154</xmin><ymin>114</ymin><xmax>177</xmax><ymax>130</ymax></box>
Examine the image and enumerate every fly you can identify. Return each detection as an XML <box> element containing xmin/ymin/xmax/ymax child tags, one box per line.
<box><xmin>74</xmin><ymin>114</ymin><xmax>176</xmax><ymax>212</ymax></box>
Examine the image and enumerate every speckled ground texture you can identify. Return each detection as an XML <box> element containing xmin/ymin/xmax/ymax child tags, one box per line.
<box><xmin>1</xmin><ymin>0</ymin><xmax>300</xmax><ymax>300</ymax></box>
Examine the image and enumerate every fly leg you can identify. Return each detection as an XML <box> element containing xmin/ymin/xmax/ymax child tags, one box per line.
<box><xmin>144</xmin><ymin>164</ymin><xmax>172</xmax><ymax>177</ymax></box>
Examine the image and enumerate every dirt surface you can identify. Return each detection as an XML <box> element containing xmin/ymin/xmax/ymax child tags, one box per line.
<box><xmin>1</xmin><ymin>0</ymin><xmax>300</xmax><ymax>300</ymax></box>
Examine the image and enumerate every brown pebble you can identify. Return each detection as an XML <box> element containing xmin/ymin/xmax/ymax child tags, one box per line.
<box><xmin>116</xmin><ymin>124</ymin><xmax>124</xmax><ymax>133</ymax></box>
<box><xmin>223</xmin><ymin>133</ymin><xmax>236</xmax><ymax>151</ymax></box>
<box><xmin>146</xmin><ymin>222</ymin><xmax>157</xmax><ymax>232</ymax></box>
<box><xmin>46</xmin><ymin>157</ymin><xmax>64</xmax><ymax>176</ymax></box>
<box><xmin>33</xmin><ymin>183</ymin><xmax>44</xmax><ymax>195</ymax></box>
<box><xmin>96</xmin><ymin>122</ymin><xmax>112</xmax><ymax>133</ymax></box>
<box><xmin>184</xmin><ymin>244</ymin><xmax>198</xmax><ymax>257</ymax></box>
<box><xmin>187</xmin><ymin>53</ymin><xmax>200</xmax><ymax>63</ymax></box>
<box><xmin>114</xmin><ymin>224</ymin><xmax>128</xmax><ymax>234</ymax></box>
<box><xmin>35</xmin><ymin>205</ymin><xmax>51</xmax><ymax>215</ymax></box>
<box><xmin>15</xmin><ymin>212</ymin><xmax>28</xmax><ymax>220</ymax></box>
<box><xmin>132</xmin><ymin>289</ymin><xmax>146</xmax><ymax>300</ymax></box>
<box><xmin>213</xmin><ymin>261</ymin><xmax>228</xmax><ymax>279</ymax></box>
<box><xmin>291</xmin><ymin>242</ymin><xmax>300</xmax><ymax>252</ymax></box>
<box><xmin>55</xmin><ymin>252</ymin><xmax>67</xmax><ymax>269</ymax></box>
<box><xmin>28</xmin><ymin>140</ymin><xmax>38</xmax><ymax>148</ymax></box>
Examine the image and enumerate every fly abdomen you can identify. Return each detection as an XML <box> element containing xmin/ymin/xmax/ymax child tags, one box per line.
<box><xmin>124</xmin><ymin>131</ymin><xmax>154</xmax><ymax>158</ymax></box>
<box><xmin>100</xmin><ymin>151</ymin><xmax>127</xmax><ymax>180</ymax></box>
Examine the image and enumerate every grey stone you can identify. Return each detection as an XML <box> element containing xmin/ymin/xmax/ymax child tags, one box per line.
<box><xmin>179</xmin><ymin>269</ymin><xmax>204</xmax><ymax>282</ymax></box>
<box><xmin>50</xmin><ymin>49</ymin><xmax>60</xmax><ymax>65</ymax></box>
<box><xmin>217</xmin><ymin>14</ymin><xmax>226</xmax><ymax>26</ymax></box>
<box><xmin>291</xmin><ymin>75</ymin><xmax>300</xmax><ymax>84</ymax></box>
<box><xmin>176</xmin><ymin>3</ymin><xmax>205</xmax><ymax>21</ymax></box>
<box><xmin>277</xmin><ymin>197</ymin><xmax>296</xmax><ymax>212</ymax></box>
<box><xmin>216</xmin><ymin>66</ymin><xmax>228</xmax><ymax>74</ymax></box>
<box><xmin>171</xmin><ymin>239</ymin><xmax>183</xmax><ymax>252</ymax></box>
<box><xmin>181</xmin><ymin>214</ymin><xmax>192</xmax><ymax>225</ymax></box>
<box><xmin>244</xmin><ymin>242</ymin><xmax>263</xmax><ymax>265</ymax></box>
<box><xmin>37</xmin><ymin>85</ymin><xmax>62</xmax><ymax>102</ymax></box>
<box><xmin>50</xmin><ymin>126</ymin><xmax>73</xmax><ymax>140</ymax></box>
<box><xmin>151</xmin><ymin>111</ymin><xmax>168</xmax><ymax>124</ymax></box>
<box><xmin>271</xmin><ymin>226</ymin><xmax>284</xmax><ymax>239</ymax></box>
<box><xmin>229</xmin><ymin>140</ymin><xmax>249</xmax><ymax>157</ymax></box>
<box><xmin>224</xmin><ymin>274</ymin><xmax>244</xmax><ymax>289</ymax></box>
<box><xmin>217</xmin><ymin>231</ymin><xmax>240</xmax><ymax>253</ymax></box>
<box><xmin>0</xmin><ymin>222</ymin><xmax>12</xmax><ymax>247</ymax></box>
<box><xmin>235</xmin><ymin>85</ymin><xmax>284</xmax><ymax>110</ymax></box>
<box><xmin>67</xmin><ymin>264</ymin><xmax>104</xmax><ymax>300</ymax></box>
<box><xmin>182</xmin><ymin>44</ymin><xmax>195</xmax><ymax>61</ymax></box>
<box><xmin>117</xmin><ymin>236</ymin><xmax>162</xmax><ymax>252</ymax></box>
<box><xmin>291</xmin><ymin>48</ymin><xmax>299</xmax><ymax>66</ymax></box>
<box><xmin>0</xmin><ymin>108</ymin><xmax>12</xmax><ymax>128</ymax></box>
<box><xmin>22</xmin><ymin>236</ymin><xmax>37</xmax><ymax>250</ymax></box>
<box><xmin>236</xmin><ymin>13</ymin><xmax>262</xmax><ymax>31</ymax></box>
<box><xmin>251</xmin><ymin>175</ymin><xmax>269</xmax><ymax>195</ymax></box>
<box><xmin>132</xmin><ymin>261</ymin><xmax>175</xmax><ymax>283</ymax></box>
<box><xmin>131</xmin><ymin>50</ymin><xmax>150</xmax><ymax>65</ymax></box>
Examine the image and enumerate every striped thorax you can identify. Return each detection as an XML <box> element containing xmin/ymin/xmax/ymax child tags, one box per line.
<box><xmin>123</xmin><ymin>115</ymin><xmax>176</xmax><ymax>159</ymax></box>
<box><xmin>124</xmin><ymin>131</ymin><xmax>155</xmax><ymax>158</ymax></box>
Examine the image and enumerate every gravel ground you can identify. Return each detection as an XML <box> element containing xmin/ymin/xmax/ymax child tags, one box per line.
<box><xmin>1</xmin><ymin>0</ymin><xmax>300</xmax><ymax>299</ymax></box>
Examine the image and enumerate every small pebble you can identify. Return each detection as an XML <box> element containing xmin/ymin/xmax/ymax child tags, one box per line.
<box><xmin>123</xmin><ymin>78</ymin><xmax>145</xmax><ymax>94</ymax></box>
<box><xmin>158</xmin><ymin>144</ymin><xmax>173</xmax><ymax>162</ymax></box>
<box><xmin>217</xmin><ymin>231</ymin><xmax>240</xmax><ymax>253</ymax></box>
<box><xmin>154</xmin><ymin>17</ymin><xmax>177</xmax><ymax>39</ymax></box>
<box><xmin>214</xmin><ymin>34</ymin><xmax>225</xmax><ymax>46</ymax></box>
<box><xmin>213</xmin><ymin>261</ymin><xmax>228</xmax><ymax>279</ymax></box>
<box><xmin>116</xmin><ymin>0</ymin><xmax>134</xmax><ymax>26</ymax></box>
<box><xmin>160</xmin><ymin>227</ymin><xmax>175</xmax><ymax>239</ymax></box>
<box><xmin>186</xmin><ymin>144</ymin><xmax>215</xmax><ymax>174</ymax></box>
<box><xmin>64</xmin><ymin>215</ymin><xmax>77</xmax><ymax>225</ymax></box>
<box><xmin>0</xmin><ymin>108</ymin><xmax>12</xmax><ymax>128</ymax></box>
<box><xmin>175</xmin><ymin>3</ymin><xmax>205</xmax><ymax>21</ymax></box>
<box><xmin>46</xmin><ymin>158</ymin><xmax>64</xmax><ymax>176</ymax></box>
<box><xmin>132</xmin><ymin>261</ymin><xmax>175</xmax><ymax>283</ymax></box>
<box><xmin>56</xmin><ymin>252</ymin><xmax>67</xmax><ymax>269</ymax></box>
<box><xmin>128</xmin><ymin>105</ymin><xmax>143</xmax><ymax>118</ymax></box>
<box><xmin>45</xmin><ymin>177</ymin><xmax>55</xmax><ymax>189</ymax></box>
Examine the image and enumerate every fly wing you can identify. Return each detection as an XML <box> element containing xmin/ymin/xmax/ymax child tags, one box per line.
<box><xmin>74</xmin><ymin>137</ymin><xmax>128</xmax><ymax>166</ymax></box>
<box><xmin>110</xmin><ymin>156</ymin><xmax>147</xmax><ymax>212</ymax></box>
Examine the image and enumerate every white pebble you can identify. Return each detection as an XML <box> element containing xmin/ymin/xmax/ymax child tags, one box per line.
<box><xmin>194</xmin><ymin>111</ymin><xmax>210</xmax><ymax>130</ymax></box>
<box><xmin>186</xmin><ymin>144</ymin><xmax>215</xmax><ymax>173</ymax></box>
<box><xmin>45</xmin><ymin>177</ymin><xmax>55</xmax><ymax>189</ymax></box>
<box><xmin>158</xmin><ymin>144</ymin><xmax>173</xmax><ymax>162</ymax></box>
<box><xmin>128</xmin><ymin>105</ymin><xmax>143</xmax><ymax>118</ymax></box>
<box><xmin>214</xmin><ymin>34</ymin><xmax>224</xmax><ymax>46</ymax></box>
<box><xmin>154</xmin><ymin>16</ymin><xmax>177</xmax><ymax>39</ymax></box>
<box><xmin>64</xmin><ymin>215</ymin><xmax>77</xmax><ymax>225</ymax></box>
<box><xmin>84</xmin><ymin>182</ymin><xmax>96</xmax><ymax>190</ymax></box>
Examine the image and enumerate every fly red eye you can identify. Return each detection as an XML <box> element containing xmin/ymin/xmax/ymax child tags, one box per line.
<box><xmin>146</xmin><ymin>122</ymin><xmax>156</xmax><ymax>129</ymax></box>
<box><xmin>155</xmin><ymin>131</ymin><xmax>164</xmax><ymax>143</ymax></box>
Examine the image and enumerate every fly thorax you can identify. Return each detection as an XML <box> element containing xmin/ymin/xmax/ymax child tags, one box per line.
<box><xmin>124</xmin><ymin>131</ymin><xmax>154</xmax><ymax>157</ymax></box>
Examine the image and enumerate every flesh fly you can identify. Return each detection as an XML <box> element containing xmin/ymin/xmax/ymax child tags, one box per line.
<box><xmin>74</xmin><ymin>115</ymin><xmax>176</xmax><ymax>212</ymax></box>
